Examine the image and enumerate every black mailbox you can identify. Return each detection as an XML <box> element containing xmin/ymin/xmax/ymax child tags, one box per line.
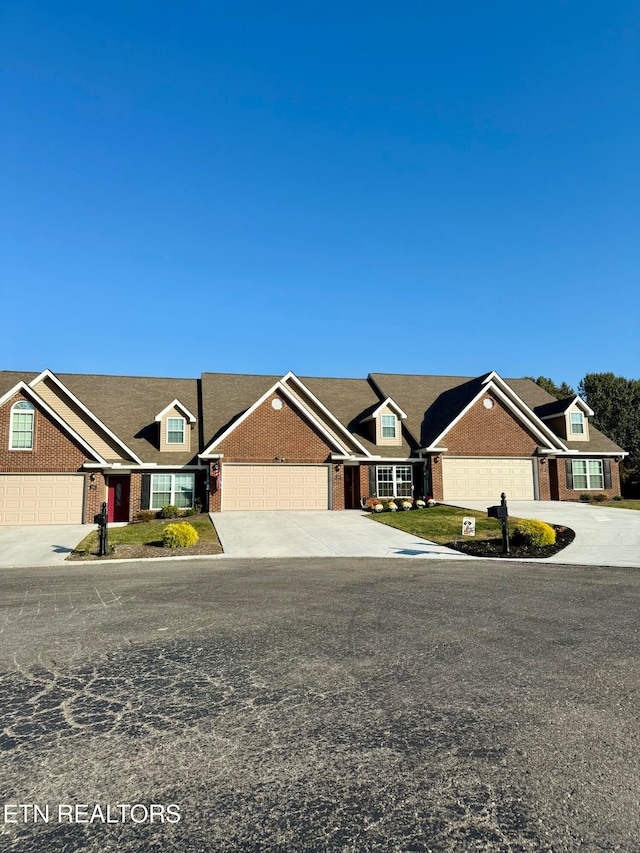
<box><xmin>487</xmin><ymin>505</ymin><xmax>508</xmax><ymax>520</ymax></box>
<box><xmin>94</xmin><ymin>513</ymin><xmax>106</xmax><ymax>525</ymax></box>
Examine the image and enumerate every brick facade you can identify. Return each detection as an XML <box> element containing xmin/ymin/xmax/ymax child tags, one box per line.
<box><xmin>0</xmin><ymin>391</ymin><xmax>104</xmax><ymax>523</ymax></box>
<box><xmin>443</xmin><ymin>392</ymin><xmax>540</xmax><ymax>456</ymax></box>
<box><xmin>550</xmin><ymin>457</ymin><xmax>621</xmax><ymax>501</ymax></box>
<box><xmin>208</xmin><ymin>392</ymin><xmax>336</xmax><ymax>511</ymax></box>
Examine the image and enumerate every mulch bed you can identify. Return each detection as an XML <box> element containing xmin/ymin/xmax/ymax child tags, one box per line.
<box><xmin>446</xmin><ymin>525</ymin><xmax>576</xmax><ymax>559</ymax></box>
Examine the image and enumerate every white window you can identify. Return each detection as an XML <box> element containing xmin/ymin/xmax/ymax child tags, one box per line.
<box><xmin>376</xmin><ymin>465</ymin><xmax>413</xmax><ymax>498</ymax></box>
<box><xmin>167</xmin><ymin>417</ymin><xmax>185</xmax><ymax>444</ymax></box>
<box><xmin>570</xmin><ymin>412</ymin><xmax>585</xmax><ymax>435</ymax></box>
<box><xmin>380</xmin><ymin>414</ymin><xmax>397</xmax><ymax>439</ymax></box>
<box><xmin>151</xmin><ymin>473</ymin><xmax>195</xmax><ymax>509</ymax></box>
<box><xmin>572</xmin><ymin>459</ymin><xmax>603</xmax><ymax>489</ymax></box>
<box><xmin>10</xmin><ymin>401</ymin><xmax>35</xmax><ymax>449</ymax></box>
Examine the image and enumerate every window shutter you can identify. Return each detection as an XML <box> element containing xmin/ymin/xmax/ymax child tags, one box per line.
<box><xmin>565</xmin><ymin>460</ymin><xmax>573</xmax><ymax>490</ymax></box>
<box><xmin>141</xmin><ymin>474</ymin><xmax>151</xmax><ymax>510</ymax></box>
<box><xmin>368</xmin><ymin>466</ymin><xmax>377</xmax><ymax>497</ymax></box>
<box><xmin>603</xmin><ymin>459</ymin><xmax>612</xmax><ymax>489</ymax></box>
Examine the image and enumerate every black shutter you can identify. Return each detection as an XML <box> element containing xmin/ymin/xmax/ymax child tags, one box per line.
<box><xmin>565</xmin><ymin>459</ymin><xmax>573</xmax><ymax>490</ymax></box>
<box><xmin>141</xmin><ymin>474</ymin><xmax>151</xmax><ymax>510</ymax></box>
<box><xmin>368</xmin><ymin>466</ymin><xmax>377</xmax><ymax>497</ymax></box>
<box><xmin>603</xmin><ymin>459</ymin><xmax>612</xmax><ymax>489</ymax></box>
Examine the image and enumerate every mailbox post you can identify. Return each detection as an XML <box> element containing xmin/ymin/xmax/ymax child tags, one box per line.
<box><xmin>93</xmin><ymin>501</ymin><xmax>108</xmax><ymax>557</ymax></box>
<box><xmin>487</xmin><ymin>492</ymin><xmax>510</xmax><ymax>555</ymax></box>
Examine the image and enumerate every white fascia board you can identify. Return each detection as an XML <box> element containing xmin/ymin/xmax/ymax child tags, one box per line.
<box><xmin>369</xmin><ymin>457</ymin><xmax>417</xmax><ymax>463</ymax></box>
<box><xmin>198</xmin><ymin>452</ymin><xmax>224</xmax><ymax>459</ymax></box>
<box><xmin>569</xmin><ymin>396</ymin><xmax>594</xmax><ymax>416</ymax></box>
<box><xmin>362</xmin><ymin>397</ymin><xmax>408</xmax><ymax>421</ymax></box>
<box><xmin>284</xmin><ymin>373</ymin><xmax>372</xmax><ymax>457</ymax></box>
<box><xmin>419</xmin><ymin>446</ymin><xmax>449</xmax><ymax>453</ymax></box>
<box><xmin>154</xmin><ymin>399</ymin><xmax>197</xmax><ymax>423</ymax></box>
<box><xmin>1</xmin><ymin>382</ymin><xmax>108</xmax><ymax>464</ymax></box>
<box><xmin>200</xmin><ymin>378</ymin><xmax>350</xmax><ymax>457</ymax></box>
<box><xmin>556</xmin><ymin>450</ymin><xmax>628</xmax><ymax>457</ymax></box>
<box><xmin>430</xmin><ymin>381</ymin><xmax>567</xmax><ymax>451</ymax></box>
<box><xmin>29</xmin><ymin>369</ymin><xmax>144</xmax><ymax>465</ymax></box>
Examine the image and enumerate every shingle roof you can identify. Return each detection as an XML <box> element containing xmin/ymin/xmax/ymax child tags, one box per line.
<box><xmin>300</xmin><ymin>376</ymin><xmax>415</xmax><ymax>457</ymax></box>
<box><xmin>1</xmin><ymin>369</ymin><xmax>626</xmax><ymax>461</ymax></box>
<box><xmin>57</xmin><ymin>373</ymin><xmax>201</xmax><ymax>465</ymax></box>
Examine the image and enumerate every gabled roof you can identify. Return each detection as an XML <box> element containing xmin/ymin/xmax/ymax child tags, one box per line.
<box><xmin>536</xmin><ymin>395</ymin><xmax>594</xmax><ymax>419</ymax></box>
<box><xmin>30</xmin><ymin>370</ymin><xmax>144</xmax><ymax>464</ymax></box>
<box><xmin>52</xmin><ymin>372</ymin><xmax>200</xmax><ymax>465</ymax></box>
<box><xmin>155</xmin><ymin>400</ymin><xmax>197</xmax><ymax>423</ymax></box>
<box><xmin>0</xmin><ymin>380</ymin><xmax>107</xmax><ymax>464</ymax></box>
<box><xmin>360</xmin><ymin>397</ymin><xmax>408</xmax><ymax>422</ymax></box>
<box><xmin>200</xmin><ymin>372</ymin><xmax>370</xmax><ymax>457</ymax></box>
<box><xmin>370</xmin><ymin>371</ymin><xmax>568</xmax><ymax>452</ymax></box>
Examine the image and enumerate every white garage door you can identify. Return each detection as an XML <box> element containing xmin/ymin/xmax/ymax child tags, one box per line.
<box><xmin>0</xmin><ymin>474</ymin><xmax>85</xmax><ymax>524</ymax></box>
<box><xmin>442</xmin><ymin>457</ymin><xmax>535</xmax><ymax>501</ymax></box>
<box><xmin>222</xmin><ymin>464</ymin><xmax>330</xmax><ymax>510</ymax></box>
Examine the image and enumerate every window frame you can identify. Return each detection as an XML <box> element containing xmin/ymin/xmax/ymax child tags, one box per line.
<box><xmin>380</xmin><ymin>414</ymin><xmax>397</xmax><ymax>439</ymax></box>
<box><xmin>572</xmin><ymin>459</ymin><xmax>604</xmax><ymax>490</ymax></box>
<box><xmin>150</xmin><ymin>472</ymin><xmax>195</xmax><ymax>509</ymax></box>
<box><xmin>376</xmin><ymin>465</ymin><xmax>413</xmax><ymax>498</ymax></box>
<box><xmin>166</xmin><ymin>416</ymin><xmax>186</xmax><ymax>445</ymax></box>
<box><xmin>570</xmin><ymin>411</ymin><xmax>585</xmax><ymax>435</ymax></box>
<box><xmin>10</xmin><ymin>401</ymin><xmax>35</xmax><ymax>450</ymax></box>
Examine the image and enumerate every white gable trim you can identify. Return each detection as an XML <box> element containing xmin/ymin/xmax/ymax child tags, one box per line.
<box><xmin>0</xmin><ymin>382</ymin><xmax>107</xmax><ymax>464</ymax></box>
<box><xmin>283</xmin><ymin>373</ymin><xmax>372</xmax><ymax>456</ymax></box>
<box><xmin>429</xmin><ymin>380</ymin><xmax>568</xmax><ymax>451</ymax></box>
<box><xmin>29</xmin><ymin>369</ymin><xmax>144</xmax><ymax>464</ymax></box>
<box><xmin>360</xmin><ymin>397</ymin><xmax>408</xmax><ymax>422</ymax></box>
<box><xmin>155</xmin><ymin>399</ymin><xmax>197</xmax><ymax>423</ymax></box>
<box><xmin>200</xmin><ymin>377</ymin><xmax>353</xmax><ymax>457</ymax></box>
<box><xmin>538</xmin><ymin>396</ymin><xmax>594</xmax><ymax>419</ymax></box>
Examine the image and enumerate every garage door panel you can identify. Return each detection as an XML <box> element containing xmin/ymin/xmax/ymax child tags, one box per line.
<box><xmin>0</xmin><ymin>475</ymin><xmax>85</xmax><ymax>524</ymax></box>
<box><xmin>223</xmin><ymin>465</ymin><xmax>329</xmax><ymax>510</ymax></box>
<box><xmin>442</xmin><ymin>458</ymin><xmax>534</xmax><ymax>501</ymax></box>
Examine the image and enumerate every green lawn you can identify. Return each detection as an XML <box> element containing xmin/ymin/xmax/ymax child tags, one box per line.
<box><xmin>74</xmin><ymin>515</ymin><xmax>219</xmax><ymax>552</ymax></box>
<box><xmin>599</xmin><ymin>499</ymin><xmax>640</xmax><ymax>510</ymax></box>
<box><xmin>369</xmin><ymin>505</ymin><xmax>516</xmax><ymax>544</ymax></box>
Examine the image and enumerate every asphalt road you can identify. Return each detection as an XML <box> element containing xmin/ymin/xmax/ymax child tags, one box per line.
<box><xmin>1</xmin><ymin>558</ymin><xmax>639</xmax><ymax>852</ymax></box>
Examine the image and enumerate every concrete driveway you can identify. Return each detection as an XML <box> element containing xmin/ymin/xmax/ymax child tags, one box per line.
<box><xmin>448</xmin><ymin>500</ymin><xmax>640</xmax><ymax>568</ymax></box>
<box><xmin>0</xmin><ymin>524</ymin><xmax>92</xmax><ymax>568</ymax></box>
<box><xmin>211</xmin><ymin>510</ymin><xmax>467</xmax><ymax>560</ymax></box>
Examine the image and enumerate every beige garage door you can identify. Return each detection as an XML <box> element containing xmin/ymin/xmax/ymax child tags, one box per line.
<box><xmin>442</xmin><ymin>457</ymin><xmax>535</xmax><ymax>501</ymax></box>
<box><xmin>222</xmin><ymin>464</ymin><xmax>330</xmax><ymax>510</ymax></box>
<box><xmin>0</xmin><ymin>474</ymin><xmax>85</xmax><ymax>524</ymax></box>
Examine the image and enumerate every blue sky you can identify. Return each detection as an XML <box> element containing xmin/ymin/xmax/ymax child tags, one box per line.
<box><xmin>1</xmin><ymin>1</ymin><xmax>638</xmax><ymax>390</ymax></box>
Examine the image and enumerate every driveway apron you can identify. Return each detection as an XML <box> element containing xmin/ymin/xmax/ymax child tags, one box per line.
<box><xmin>0</xmin><ymin>524</ymin><xmax>90</xmax><ymax>568</ymax></box>
<box><xmin>210</xmin><ymin>510</ymin><xmax>467</xmax><ymax>560</ymax></box>
<box><xmin>447</xmin><ymin>500</ymin><xmax>640</xmax><ymax>568</ymax></box>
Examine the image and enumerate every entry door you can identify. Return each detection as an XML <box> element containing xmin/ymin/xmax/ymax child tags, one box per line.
<box><xmin>344</xmin><ymin>467</ymin><xmax>361</xmax><ymax>509</ymax></box>
<box><xmin>108</xmin><ymin>476</ymin><xmax>130</xmax><ymax>522</ymax></box>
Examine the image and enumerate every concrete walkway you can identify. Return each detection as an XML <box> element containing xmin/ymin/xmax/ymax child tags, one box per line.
<box><xmin>447</xmin><ymin>500</ymin><xmax>640</xmax><ymax>568</ymax></box>
<box><xmin>0</xmin><ymin>524</ymin><xmax>91</xmax><ymax>568</ymax></box>
<box><xmin>210</xmin><ymin>510</ymin><xmax>467</xmax><ymax>560</ymax></box>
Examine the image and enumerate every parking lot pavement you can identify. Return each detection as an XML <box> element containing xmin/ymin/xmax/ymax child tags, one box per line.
<box><xmin>211</xmin><ymin>509</ymin><xmax>468</xmax><ymax>559</ymax></box>
<box><xmin>1</xmin><ymin>558</ymin><xmax>639</xmax><ymax>852</ymax></box>
<box><xmin>447</xmin><ymin>500</ymin><xmax>640</xmax><ymax>567</ymax></box>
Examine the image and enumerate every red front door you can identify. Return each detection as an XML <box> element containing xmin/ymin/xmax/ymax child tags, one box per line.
<box><xmin>108</xmin><ymin>476</ymin><xmax>130</xmax><ymax>522</ymax></box>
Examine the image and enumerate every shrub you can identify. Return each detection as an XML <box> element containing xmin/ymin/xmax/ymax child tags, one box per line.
<box><xmin>160</xmin><ymin>504</ymin><xmax>181</xmax><ymax>519</ymax></box>
<box><xmin>591</xmin><ymin>493</ymin><xmax>607</xmax><ymax>502</ymax></box>
<box><xmin>181</xmin><ymin>507</ymin><xmax>197</xmax><ymax>516</ymax></box>
<box><xmin>162</xmin><ymin>522</ymin><xmax>199</xmax><ymax>548</ymax></box>
<box><xmin>613</xmin><ymin>494</ymin><xmax>623</xmax><ymax>501</ymax></box>
<box><xmin>513</xmin><ymin>519</ymin><xmax>556</xmax><ymax>547</ymax></box>
<box><xmin>579</xmin><ymin>493</ymin><xmax>592</xmax><ymax>502</ymax></box>
<box><xmin>136</xmin><ymin>510</ymin><xmax>156</xmax><ymax>523</ymax></box>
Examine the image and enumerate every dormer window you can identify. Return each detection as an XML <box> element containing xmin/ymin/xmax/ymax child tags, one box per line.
<box><xmin>10</xmin><ymin>400</ymin><xmax>35</xmax><ymax>449</ymax></box>
<box><xmin>381</xmin><ymin>414</ymin><xmax>397</xmax><ymax>439</ymax></box>
<box><xmin>167</xmin><ymin>417</ymin><xmax>185</xmax><ymax>444</ymax></box>
<box><xmin>570</xmin><ymin>412</ymin><xmax>585</xmax><ymax>435</ymax></box>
